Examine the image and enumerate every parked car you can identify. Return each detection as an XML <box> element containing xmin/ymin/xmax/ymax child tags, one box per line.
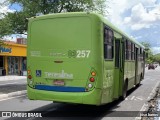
<box><xmin>148</xmin><ymin>63</ymin><xmax>155</xmax><ymax>70</ymax></box>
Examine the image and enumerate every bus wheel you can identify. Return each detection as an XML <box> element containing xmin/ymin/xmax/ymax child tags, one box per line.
<box><xmin>121</xmin><ymin>81</ymin><xmax>128</xmax><ymax>100</ymax></box>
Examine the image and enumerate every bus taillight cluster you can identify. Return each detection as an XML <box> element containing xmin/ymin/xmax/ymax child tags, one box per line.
<box><xmin>87</xmin><ymin>71</ymin><xmax>96</xmax><ymax>89</ymax></box>
<box><xmin>27</xmin><ymin>70</ymin><xmax>32</xmax><ymax>79</ymax></box>
<box><xmin>90</xmin><ymin>71</ymin><xmax>96</xmax><ymax>82</ymax></box>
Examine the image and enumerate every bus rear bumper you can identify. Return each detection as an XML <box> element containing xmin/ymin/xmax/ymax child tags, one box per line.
<box><xmin>27</xmin><ymin>86</ymin><xmax>102</xmax><ymax>105</ymax></box>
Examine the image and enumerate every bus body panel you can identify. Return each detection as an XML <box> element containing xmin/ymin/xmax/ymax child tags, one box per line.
<box><xmin>27</xmin><ymin>13</ymin><xmax>104</xmax><ymax>105</ymax></box>
<box><xmin>28</xmin><ymin>16</ymin><xmax>92</xmax><ymax>89</ymax></box>
<box><xmin>27</xmin><ymin>12</ymin><xmax>145</xmax><ymax>105</ymax></box>
<box><xmin>27</xmin><ymin>86</ymin><xmax>102</xmax><ymax>105</ymax></box>
<box><xmin>101</xmin><ymin>61</ymin><xmax>114</xmax><ymax>103</ymax></box>
<box><xmin>124</xmin><ymin>61</ymin><xmax>136</xmax><ymax>90</ymax></box>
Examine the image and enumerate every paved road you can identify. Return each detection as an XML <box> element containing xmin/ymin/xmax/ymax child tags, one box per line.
<box><xmin>0</xmin><ymin>79</ymin><xmax>26</xmax><ymax>85</ymax></box>
<box><xmin>0</xmin><ymin>67</ymin><xmax>160</xmax><ymax>120</ymax></box>
<box><xmin>0</xmin><ymin>79</ymin><xmax>26</xmax><ymax>94</ymax></box>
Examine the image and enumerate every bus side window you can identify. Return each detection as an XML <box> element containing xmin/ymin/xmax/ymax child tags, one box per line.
<box><xmin>104</xmin><ymin>28</ymin><xmax>114</xmax><ymax>60</ymax></box>
<box><xmin>143</xmin><ymin>50</ymin><xmax>145</xmax><ymax>61</ymax></box>
<box><xmin>141</xmin><ymin>48</ymin><xmax>143</xmax><ymax>61</ymax></box>
<box><xmin>125</xmin><ymin>40</ymin><xmax>129</xmax><ymax>60</ymax></box>
<box><xmin>125</xmin><ymin>40</ymin><xmax>132</xmax><ymax>60</ymax></box>
<box><xmin>131</xmin><ymin>43</ymin><xmax>135</xmax><ymax>60</ymax></box>
<box><xmin>139</xmin><ymin>48</ymin><xmax>140</xmax><ymax>61</ymax></box>
<box><xmin>128</xmin><ymin>41</ymin><xmax>132</xmax><ymax>60</ymax></box>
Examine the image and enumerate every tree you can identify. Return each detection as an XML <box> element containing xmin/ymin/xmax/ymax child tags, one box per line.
<box><xmin>141</xmin><ymin>42</ymin><xmax>153</xmax><ymax>63</ymax></box>
<box><xmin>0</xmin><ymin>40</ymin><xmax>4</xmax><ymax>46</ymax></box>
<box><xmin>0</xmin><ymin>39</ymin><xmax>6</xmax><ymax>54</ymax></box>
<box><xmin>153</xmin><ymin>53</ymin><xmax>160</xmax><ymax>64</ymax></box>
<box><xmin>141</xmin><ymin>42</ymin><xmax>151</xmax><ymax>49</ymax></box>
<box><xmin>0</xmin><ymin>0</ymin><xmax>108</xmax><ymax>36</ymax></box>
<box><xmin>92</xmin><ymin>0</ymin><xmax>109</xmax><ymax>16</ymax></box>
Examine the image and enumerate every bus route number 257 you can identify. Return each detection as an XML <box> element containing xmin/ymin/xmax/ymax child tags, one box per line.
<box><xmin>68</xmin><ymin>50</ymin><xmax>91</xmax><ymax>58</ymax></box>
<box><xmin>77</xmin><ymin>50</ymin><xmax>90</xmax><ymax>58</ymax></box>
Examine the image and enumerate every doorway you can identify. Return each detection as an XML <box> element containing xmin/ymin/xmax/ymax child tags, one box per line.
<box><xmin>8</xmin><ymin>56</ymin><xmax>19</xmax><ymax>75</ymax></box>
<box><xmin>0</xmin><ymin>56</ymin><xmax>4</xmax><ymax>76</ymax></box>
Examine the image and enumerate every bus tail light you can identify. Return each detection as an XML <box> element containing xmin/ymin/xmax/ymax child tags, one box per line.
<box><xmin>27</xmin><ymin>68</ymin><xmax>33</xmax><ymax>86</ymax></box>
<box><xmin>27</xmin><ymin>70</ymin><xmax>31</xmax><ymax>74</ymax></box>
<box><xmin>28</xmin><ymin>75</ymin><xmax>32</xmax><ymax>79</ymax></box>
<box><xmin>27</xmin><ymin>69</ymin><xmax>32</xmax><ymax>79</ymax></box>
<box><xmin>90</xmin><ymin>77</ymin><xmax>95</xmax><ymax>82</ymax></box>
<box><xmin>88</xmin><ymin>84</ymin><xmax>92</xmax><ymax>88</ymax></box>
<box><xmin>85</xmin><ymin>68</ymin><xmax>97</xmax><ymax>91</ymax></box>
<box><xmin>91</xmin><ymin>72</ymin><xmax>96</xmax><ymax>76</ymax></box>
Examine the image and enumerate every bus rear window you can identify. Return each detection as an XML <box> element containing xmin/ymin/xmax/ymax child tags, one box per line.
<box><xmin>30</xmin><ymin>17</ymin><xmax>92</xmax><ymax>50</ymax></box>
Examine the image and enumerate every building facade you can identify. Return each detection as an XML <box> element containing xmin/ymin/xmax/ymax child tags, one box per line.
<box><xmin>0</xmin><ymin>40</ymin><xmax>27</xmax><ymax>76</ymax></box>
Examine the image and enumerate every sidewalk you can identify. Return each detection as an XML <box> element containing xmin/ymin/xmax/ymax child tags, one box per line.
<box><xmin>0</xmin><ymin>75</ymin><xmax>27</xmax><ymax>81</ymax></box>
<box><xmin>0</xmin><ymin>75</ymin><xmax>27</xmax><ymax>100</ymax></box>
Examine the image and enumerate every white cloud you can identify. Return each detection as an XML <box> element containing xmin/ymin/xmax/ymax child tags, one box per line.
<box><xmin>149</xmin><ymin>5</ymin><xmax>160</xmax><ymax>14</ymax></box>
<box><xmin>0</xmin><ymin>0</ymin><xmax>6</xmax><ymax>4</ymax></box>
<box><xmin>154</xmin><ymin>31</ymin><xmax>158</xmax><ymax>33</ymax></box>
<box><xmin>2</xmin><ymin>34</ymin><xmax>27</xmax><ymax>42</ymax></box>
<box><xmin>134</xmin><ymin>36</ymin><xmax>142</xmax><ymax>39</ymax></box>
<box><xmin>109</xmin><ymin>0</ymin><xmax>156</xmax><ymax>19</ymax></box>
<box><xmin>124</xmin><ymin>3</ymin><xmax>160</xmax><ymax>30</ymax></box>
<box><xmin>3</xmin><ymin>35</ymin><xmax>16</xmax><ymax>41</ymax></box>
<box><xmin>108</xmin><ymin>0</ymin><xmax>160</xmax><ymax>54</ymax></box>
<box><xmin>0</xmin><ymin>1</ymin><xmax>15</xmax><ymax>19</ymax></box>
<box><xmin>0</xmin><ymin>6</ymin><xmax>14</xmax><ymax>14</ymax></box>
<box><xmin>124</xmin><ymin>17</ymin><xmax>131</xmax><ymax>23</ymax></box>
<box><xmin>108</xmin><ymin>0</ymin><xmax>160</xmax><ymax>31</ymax></box>
<box><xmin>108</xmin><ymin>0</ymin><xmax>128</xmax><ymax>25</ymax></box>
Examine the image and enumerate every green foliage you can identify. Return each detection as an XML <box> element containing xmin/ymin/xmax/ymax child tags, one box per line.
<box><xmin>0</xmin><ymin>39</ymin><xmax>5</xmax><ymax>54</ymax></box>
<box><xmin>141</xmin><ymin>42</ymin><xmax>160</xmax><ymax>64</ymax></box>
<box><xmin>153</xmin><ymin>53</ymin><xmax>160</xmax><ymax>63</ymax></box>
<box><xmin>0</xmin><ymin>15</ymin><xmax>13</xmax><ymax>38</ymax></box>
<box><xmin>0</xmin><ymin>11</ymin><xmax>30</xmax><ymax>36</ymax></box>
<box><xmin>141</xmin><ymin>41</ymin><xmax>153</xmax><ymax>63</ymax></box>
<box><xmin>154</xmin><ymin>53</ymin><xmax>160</xmax><ymax>57</ymax></box>
<box><xmin>9</xmin><ymin>0</ymin><xmax>95</xmax><ymax>14</ymax></box>
<box><xmin>92</xmin><ymin>0</ymin><xmax>109</xmax><ymax>16</ymax></box>
<box><xmin>0</xmin><ymin>0</ymin><xmax>108</xmax><ymax>36</ymax></box>
<box><xmin>0</xmin><ymin>40</ymin><xmax>5</xmax><ymax>46</ymax></box>
<box><xmin>141</xmin><ymin>42</ymin><xmax>151</xmax><ymax>49</ymax></box>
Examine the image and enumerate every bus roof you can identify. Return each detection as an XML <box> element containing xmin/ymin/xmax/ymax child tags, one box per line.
<box><xmin>29</xmin><ymin>12</ymin><xmax>145</xmax><ymax>49</ymax></box>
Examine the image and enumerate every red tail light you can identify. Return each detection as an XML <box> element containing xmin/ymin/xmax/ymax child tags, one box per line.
<box><xmin>90</xmin><ymin>77</ymin><xmax>95</xmax><ymax>82</ymax></box>
<box><xmin>28</xmin><ymin>75</ymin><xmax>32</xmax><ymax>79</ymax></box>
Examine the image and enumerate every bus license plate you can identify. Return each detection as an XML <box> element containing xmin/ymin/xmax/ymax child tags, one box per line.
<box><xmin>53</xmin><ymin>80</ymin><xmax>65</xmax><ymax>86</ymax></box>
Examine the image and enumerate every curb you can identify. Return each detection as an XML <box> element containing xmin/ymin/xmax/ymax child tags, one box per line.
<box><xmin>0</xmin><ymin>78</ymin><xmax>27</xmax><ymax>82</ymax></box>
<box><xmin>0</xmin><ymin>90</ymin><xmax>27</xmax><ymax>100</ymax></box>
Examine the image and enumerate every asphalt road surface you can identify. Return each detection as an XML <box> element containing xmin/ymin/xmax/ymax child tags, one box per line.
<box><xmin>0</xmin><ymin>66</ymin><xmax>160</xmax><ymax>120</ymax></box>
<box><xmin>0</xmin><ymin>79</ymin><xmax>26</xmax><ymax>94</ymax></box>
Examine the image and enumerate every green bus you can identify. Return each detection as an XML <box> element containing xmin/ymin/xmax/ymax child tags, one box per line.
<box><xmin>27</xmin><ymin>12</ymin><xmax>145</xmax><ymax>105</ymax></box>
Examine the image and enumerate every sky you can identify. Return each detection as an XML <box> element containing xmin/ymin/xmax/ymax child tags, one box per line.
<box><xmin>107</xmin><ymin>0</ymin><xmax>160</xmax><ymax>54</ymax></box>
<box><xmin>0</xmin><ymin>0</ymin><xmax>160</xmax><ymax>54</ymax></box>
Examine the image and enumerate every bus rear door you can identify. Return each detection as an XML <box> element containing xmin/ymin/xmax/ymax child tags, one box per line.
<box><xmin>114</xmin><ymin>38</ymin><xmax>125</xmax><ymax>99</ymax></box>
